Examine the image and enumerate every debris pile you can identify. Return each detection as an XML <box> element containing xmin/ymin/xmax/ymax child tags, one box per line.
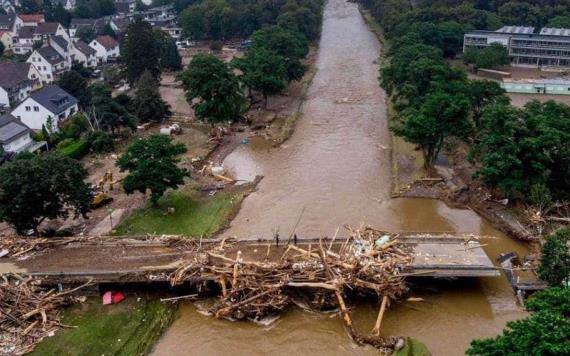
<box><xmin>169</xmin><ymin>226</ymin><xmax>411</xmax><ymax>353</ymax></box>
<box><xmin>0</xmin><ymin>275</ymin><xmax>90</xmax><ymax>355</ymax></box>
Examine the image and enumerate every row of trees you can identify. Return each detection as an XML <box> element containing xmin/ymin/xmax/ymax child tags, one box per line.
<box><xmin>180</xmin><ymin>0</ymin><xmax>323</xmax><ymax>41</ymax></box>
<box><xmin>177</xmin><ymin>25</ymin><xmax>309</xmax><ymax>122</ymax></box>
<box><xmin>367</xmin><ymin>0</ymin><xmax>570</xmax><ymax>201</ymax></box>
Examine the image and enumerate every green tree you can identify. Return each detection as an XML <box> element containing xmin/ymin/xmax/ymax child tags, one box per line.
<box><xmin>131</xmin><ymin>70</ymin><xmax>172</xmax><ymax>123</ymax></box>
<box><xmin>233</xmin><ymin>47</ymin><xmax>287</xmax><ymax>107</ymax></box>
<box><xmin>116</xmin><ymin>135</ymin><xmax>188</xmax><ymax>205</ymax></box>
<box><xmin>464</xmin><ymin>43</ymin><xmax>510</xmax><ymax>69</ymax></box>
<box><xmin>18</xmin><ymin>0</ymin><xmax>41</xmax><ymax>14</ymax></box>
<box><xmin>467</xmin><ymin>287</ymin><xmax>570</xmax><ymax>356</ymax></box>
<box><xmin>47</xmin><ymin>3</ymin><xmax>73</xmax><ymax>27</ymax></box>
<box><xmin>89</xmin><ymin>83</ymin><xmax>136</xmax><ymax>134</ymax></box>
<box><xmin>0</xmin><ymin>154</ymin><xmax>91</xmax><ymax>235</ymax></box>
<box><xmin>58</xmin><ymin>70</ymin><xmax>91</xmax><ymax>108</ymax></box>
<box><xmin>547</xmin><ymin>16</ymin><xmax>570</xmax><ymax>28</ymax></box>
<box><xmin>0</xmin><ymin>42</ymin><xmax>4</xmax><ymax>57</ymax></box>
<box><xmin>467</xmin><ymin>80</ymin><xmax>509</xmax><ymax>127</ymax></box>
<box><xmin>393</xmin><ymin>91</ymin><xmax>472</xmax><ymax>173</ymax></box>
<box><xmin>87</xmin><ymin>131</ymin><xmax>114</xmax><ymax>153</ymax></box>
<box><xmin>539</xmin><ymin>228</ymin><xmax>570</xmax><ymax>287</ymax></box>
<box><xmin>251</xmin><ymin>26</ymin><xmax>308</xmax><ymax>82</ymax></box>
<box><xmin>121</xmin><ymin>18</ymin><xmax>161</xmax><ymax>84</ymax></box>
<box><xmin>178</xmin><ymin>54</ymin><xmax>245</xmax><ymax>122</ymax></box>
<box><xmin>102</xmin><ymin>23</ymin><xmax>116</xmax><ymax>38</ymax></box>
<box><xmin>154</xmin><ymin>29</ymin><xmax>182</xmax><ymax>71</ymax></box>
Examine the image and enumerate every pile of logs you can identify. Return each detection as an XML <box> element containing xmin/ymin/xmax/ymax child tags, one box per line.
<box><xmin>0</xmin><ymin>275</ymin><xmax>90</xmax><ymax>355</ymax></box>
<box><xmin>169</xmin><ymin>226</ymin><xmax>411</xmax><ymax>353</ymax></box>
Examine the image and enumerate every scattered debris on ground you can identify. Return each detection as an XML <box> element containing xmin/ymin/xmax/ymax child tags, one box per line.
<box><xmin>0</xmin><ymin>275</ymin><xmax>90</xmax><ymax>355</ymax></box>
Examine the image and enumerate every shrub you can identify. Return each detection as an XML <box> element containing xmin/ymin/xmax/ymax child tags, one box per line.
<box><xmin>60</xmin><ymin>113</ymin><xmax>90</xmax><ymax>140</ymax></box>
<box><xmin>88</xmin><ymin>131</ymin><xmax>115</xmax><ymax>153</ymax></box>
<box><xmin>60</xmin><ymin>139</ymin><xmax>90</xmax><ymax>159</ymax></box>
<box><xmin>539</xmin><ymin>228</ymin><xmax>570</xmax><ymax>286</ymax></box>
<box><xmin>57</xmin><ymin>138</ymin><xmax>76</xmax><ymax>149</ymax></box>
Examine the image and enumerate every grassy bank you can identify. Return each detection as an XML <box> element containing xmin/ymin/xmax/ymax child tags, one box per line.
<box><xmin>31</xmin><ymin>297</ymin><xmax>175</xmax><ymax>356</ymax></box>
<box><xmin>114</xmin><ymin>184</ymin><xmax>253</xmax><ymax>237</ymax></box>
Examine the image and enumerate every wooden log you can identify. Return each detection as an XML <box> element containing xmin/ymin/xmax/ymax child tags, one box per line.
<box><xmin>286</xmin><ymin>282</ymin><xmax>338</xmax><ymax>291</ymax></box>
<box><xmin>371</xmin><ymin>295</ymin><xmax>388</xmax><ymax>336</ymax></box>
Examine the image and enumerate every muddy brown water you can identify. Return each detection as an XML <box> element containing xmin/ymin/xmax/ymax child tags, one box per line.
<box><xmin>152</xmin><ymin>0</ymin><xmax>527</xmax><ymax>354</ymax></box>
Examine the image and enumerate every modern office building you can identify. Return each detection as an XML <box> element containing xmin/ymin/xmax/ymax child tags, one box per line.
<box><xmin>464</xmin><ymin>26</ymin><xmax>570</xmax><ymax>67</ymax></box>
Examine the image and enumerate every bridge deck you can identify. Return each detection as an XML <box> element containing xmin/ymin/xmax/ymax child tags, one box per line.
<box><xmin>0</xmin><ymin>235</ymin><xmax>500</xmax><ymax>284</ymax></box>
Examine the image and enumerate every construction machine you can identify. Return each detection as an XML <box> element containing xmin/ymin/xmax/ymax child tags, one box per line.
<box><xmin>91</xmin><ymin>171</ymin><xmax>122</xmax><ymax>208</ymax></box>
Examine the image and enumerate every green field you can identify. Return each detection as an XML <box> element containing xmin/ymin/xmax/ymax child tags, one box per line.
<box><xmin>31</xmin><ymin>297</ymin><xmax>175</xmax><ymax>356</ymax></box>
<box><xmin>114</xmin><ymin>186</ymin><xmax>250</xmax><ymax>237</ymax></box>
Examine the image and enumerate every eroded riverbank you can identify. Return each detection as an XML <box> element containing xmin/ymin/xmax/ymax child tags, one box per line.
<box><xmin>152</xmin><ymin>0</ymin><xmax>528</xmax><ymax>355</ymax></box>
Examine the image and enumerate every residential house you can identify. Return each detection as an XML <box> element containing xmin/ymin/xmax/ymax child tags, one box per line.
<box><xmin>17</xmin><ymin>14</ymin><xmax>45</xmax><ymax>27</ymax></box>
<box><xmin>0</xmin><ymin>62</ymin><xmax>41</xmax><ymax>111</ymax></box>
<box><xmin>115</xmin><ymin>0</ymin><xmax>136</xmax><ymax>14</ymax></box>
<box><xmin>27</xmin><ymin>45</ymin><xmax>70</xmax><ymax>83</ymax></box>
<box><xmin>69</xmin><ymin>17</ymin><xmax>108</xmax><ymax>39</ymax></box>
<box><xmin>1</xmin><ymin>0</ymin><xmax>15</xmax><ymax>14</ymax></box>
<box><xmin>0</xmin><ymin>114</ymin><xmax>44</xmax><ymax>153</ymax></box>
<box><xmin>11</xmin><ymin>85</ymin><xmax>78</xmax><ymax>131</ymax></box>
<box><xmin>49</xmin><ymin>35</ymin><xmax>72</xmax><ymax>63</ymax></box>
<box><xmin>160</xmin><ymin>25</ymin><xmax>182</xmax><ymax>40</ymax></box>
<box><xmin>12</xmin><ymin>22</ymin><xmax>68</xmax><ymax>54</ymax></box>
<box><xmin>71</xmin><ymin>40</ymin><xmax>97</xmax><ymax>68</ymax></box>
<box><xmin>0</xmin><ymin>30</ymin><xmax>12</xmax><ymax>51</ymax></box>
<box><xmin>0</xmin><ymin>14</ymin><xmax>16</xmax><ymax>33</ymax></box>
<box><xmin>89</xmin><ymin>35</ymin><xmax>120</xmax><ymax>63</ymax></box>
<box><xmin>110</xmin><ymin>17</ymin><xmax>130</xmax><ymax>38</ymax></box>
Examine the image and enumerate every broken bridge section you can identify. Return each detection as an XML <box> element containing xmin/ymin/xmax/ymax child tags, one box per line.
<box><xmin>0</xmin><ymin>233</ymin><xmax>500</xmax><ymax>284</ymax></box>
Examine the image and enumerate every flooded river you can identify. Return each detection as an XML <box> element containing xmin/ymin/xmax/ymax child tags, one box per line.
<box><xmin>152</xmin><ymin>0</ymin><xmax>527</xmax><ymax>354</ymax></box>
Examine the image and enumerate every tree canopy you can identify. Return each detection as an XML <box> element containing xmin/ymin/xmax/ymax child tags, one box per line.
<box><xmin>463</xmin><ymin>42</ymin><xmax>510</xmax><ymax>69</ymax></box>
<box><xmin>131</xmin><ymin>70</ymin><xmax>172</xmax><ymax>123</ymax></box>
<box><xmin>121</xmin><ymin>19</ymin><xmax>161</xmax><ymax>84</ymax></box>
<box><xmin>0</xmin><ymin>153</ymin><xmax>91</xmax><ymax>235</ymax></box>
<box><xmin>178</xmin><ymin>54</ymin><xmax>245</xmax><ymax>123</ymax></box>
<box><xmin>116</xmin><ymin>135</ymin><xmax>188</xmax><ymax>205</ymax></box>
<box><xmin>89</xmin><ymin>83</ymin><xmax>136</xmax><ymax>134</ymax></box>
<box><xmin>538</xmin><ymin>228</ymin><xmax>570</xmax><ymax>287</ymax></box>
<box><xmin>58</xmin><ymin>70</ymin><xmax>91</xmax><ymax>108</ymax></box>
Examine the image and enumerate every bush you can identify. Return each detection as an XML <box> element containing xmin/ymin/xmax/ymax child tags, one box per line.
<box><xmin>57</xmin><ymin>138</ymin><xmax>76</xmax><ymax>149</ymax></box>
<box><xmin>88</xmin><ymin>131</ymin><xmax>115</xmax><ymax>153</ymax></box>
<box><xmin>60</xmin><ymin>139</ymin><xmax>90</xmax><ymax>159</ymax></box>
<box><xmin>60</xmin><ymin>114</ymin><xmax>90</xmax><ymax>140</ymax></box>
<box><xmin>539</xmin><ymin>228</ymin><xmax>570</xmax><ymax>287</ymax></box>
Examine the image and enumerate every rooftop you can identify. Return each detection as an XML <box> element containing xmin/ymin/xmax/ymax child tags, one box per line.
<box><xmin>0</xmin><ymin>62</ymin><xmax>33</xmax><ymax>90</ymax></box>
<box><xmin>497</xmin><ymin>26</ymin><xmax>535</xmax><ymax>34</ymax></box>
<box><xmin>18</xmin><ymin>14</ymin><xmax>45</xmax><ymax>23</ymax></box>
<box><xmin>35</xmin><ymin>22</ymin><xmax>60</xmax><ymax>35</ymax></box>
<box><xmin>74</xmin><ymin>40</ymin><xmax>96</xmax><ymax>56</ymax></box>
<box><xmin>0</xmin><ymin>114</ymin><xmax>31</xmax><ymax>145</ymax></box>
<box><xmin>37</xmin><ymin>46</ymin><xmax>65</xmax><ymax>65</ymax></box>
<box><xmin>28</xmin><ymin>85</ymin><xmax>78</xmax><ymax>115</ymax></box>
<box><xmin>94</xmin><ymin>35</ymin><xmax>119</xmax><ymax>50</ymax></box>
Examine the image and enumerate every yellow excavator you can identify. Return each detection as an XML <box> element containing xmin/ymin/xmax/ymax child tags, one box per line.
<box><xmin>91</xmin><ymin>171</ymin><xmax>122</xmax><ymax>208</ymax></box>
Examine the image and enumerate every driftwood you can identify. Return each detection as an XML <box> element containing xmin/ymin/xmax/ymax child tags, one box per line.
<box><xmin>0</xmin><ymin>275</ymin><xmax>91</xmax><ymax>355</ymax></box>
<box><xmin>168</xmin><ymin>226</ymin><xmax>410</xmax><ymax>353</ymax></box>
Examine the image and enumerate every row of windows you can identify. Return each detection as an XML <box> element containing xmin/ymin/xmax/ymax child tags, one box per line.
<box><xmin>24</xmin><ymin>106</ymin><xmax>40</xmax><ymax>112</ymax></box>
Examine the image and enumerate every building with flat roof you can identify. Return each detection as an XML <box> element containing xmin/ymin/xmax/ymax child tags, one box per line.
<box><xmin>464</xmin><ymin>26</ymin><xmax>570</xmax><ymax>68</ymax></box>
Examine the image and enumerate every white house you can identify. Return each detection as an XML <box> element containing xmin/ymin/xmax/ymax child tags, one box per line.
<box><xmin>0</xmin><ymin>114</ymin><xmax>44</xmax><ymax>153</ymax></box>
<box><xmin>11</xmin><ymin>85</ymin><xmax>78</xmax><ymax>131</ymax></box>
<box><xmin>0</xmin><ymin>62</ymin><xmax>41</xmax><ymax>110</ymax></box>
<box><xmin>71</xmin><ymin>40</ymin><xmax>97</xmax><ymax>68</ymax></box>
<box><xmin>12</xmin><ymin>22</ymin><xmax>68</xmax><ymax>55</ymax></box>
<box><xmin>27</xmin><ymin>45</ymin><xmax>70</xmax><ymax>84</ymax></box>
<box><xmin>89</xmin><ymin>35</ymin><xmax>120</xmax><ymax>63</ymax></box>
<box><xmin>0</xmin><ymin>30</ymin><xmax>12</xmax><ymax>51</ymax></box>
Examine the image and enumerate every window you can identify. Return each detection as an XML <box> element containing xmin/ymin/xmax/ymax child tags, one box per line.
<box><xmin>47</xmin><ymin>74</ymin><xmax>51</xmax><ymax>79</ymax></box>
<box><xmin>25</xmin><ymin>106</ymin><xmax>31</xmax><ymax>111</ymax></box>
<box><xmin>33</xmin><ymin>106</ymin><xmax>39</xmax><ymax>112</ymax></box>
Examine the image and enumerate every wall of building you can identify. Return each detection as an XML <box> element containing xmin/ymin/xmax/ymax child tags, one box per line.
<box><xmin>3</xmin><ymin>133</ymin><xmax>32</xmax><ymax>153</ymax></box>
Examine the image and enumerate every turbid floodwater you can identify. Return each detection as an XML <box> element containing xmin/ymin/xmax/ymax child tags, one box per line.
<box><xmin>152</xmin><ymin>0</ymin><xmax>528</xmax><ymax>354</ymax></box>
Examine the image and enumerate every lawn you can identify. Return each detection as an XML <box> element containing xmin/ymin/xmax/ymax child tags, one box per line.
<box><xmin>31</xmin><ymin>297</ymin><xmax>175</xmax><ymax>356</ymax></box>
<box><xmin>114</xmin><ymin>186</ymin><xmax>250</xmax><ymax>237</ymax></box>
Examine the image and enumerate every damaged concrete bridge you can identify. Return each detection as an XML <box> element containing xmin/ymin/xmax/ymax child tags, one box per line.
<box><xmin>0</xmin><ymin>233</ymin><xmax>500</xmax><ymax>285</ymax></box>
